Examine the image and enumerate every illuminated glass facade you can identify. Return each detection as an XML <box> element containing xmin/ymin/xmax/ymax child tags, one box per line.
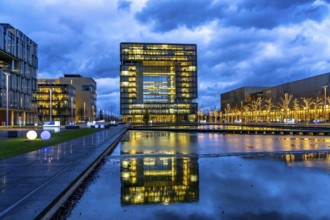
<box><xmin>121</xmin><ymin>156</ymin><xmax>199</xmax><ymax>205</ymax></box>
<box><xmin>36</xmin><ymin>79</ymin><xmax>76</xmax><ymax>124</ymax></box>
<box><xmin>120</xmin><ymin>43</ymin><xmax>198</xmax><ymax>123</ymax></box>
<box><xmin>0</xmin><ymin>23</ymin><xmax>38</xmax><ymax>125</ymax></box>
<box><xmin>120</xmin><ymin>131</ymin><xmax>199</xmax><ymax>205</ymax></box>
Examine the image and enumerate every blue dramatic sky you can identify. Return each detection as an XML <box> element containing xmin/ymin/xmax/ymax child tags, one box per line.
<box><xmin>1</xmin><ymin>0</ymin><xmax>330</xmax><ymax>115</ymax></box>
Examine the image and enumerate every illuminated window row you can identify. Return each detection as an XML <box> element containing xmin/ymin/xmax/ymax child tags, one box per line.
<box><xmin>121</xmin><ymin>50</ymin><xmax>196</xmax><ymax>56</ymax></box>
<box><xmin>121</xmin><ymin>103</ymin><xmax>196</xmax><ymax>109</ymax></box>
<box><xmin>125</xmin><ymin>55</ymin><xmax>191</xmax><ymax>61</ymax></box>
<box><xmin>121</xmin><ymin>44</ymin><xmax>195</xmax><ymax>51</ymax></box>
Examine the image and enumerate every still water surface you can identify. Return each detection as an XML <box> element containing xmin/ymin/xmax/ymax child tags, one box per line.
<box><xmin>68</xmin><ymin>131</ymin><xmax>330</xmax><ymax>219</ymax></box>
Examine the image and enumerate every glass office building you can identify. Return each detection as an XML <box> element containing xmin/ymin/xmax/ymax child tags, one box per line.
<box><xmin>0</xmin><ymin>23</ymin><xmax>38</xmax><ymax>125</ymax></box>
<box><xmin>120</xmin><ymin>43</ymin><xmax>198</xmax><ymax>123</ymax></box>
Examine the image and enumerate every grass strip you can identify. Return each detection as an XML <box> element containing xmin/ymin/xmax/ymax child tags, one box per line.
<box><xmin>0</xmin><ymin>128</ymin><xmax>102</xmax><ymax>160</ymax></box>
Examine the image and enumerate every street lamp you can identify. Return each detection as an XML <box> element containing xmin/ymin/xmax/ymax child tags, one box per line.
<box><xmin>324</xmin><ymin>85</ymin><xmax>327</xmax><ymax>122</ymax></box>
<box><xmin>4</xmin><ymin>71</ymin><xmax>10</xmax><ymax>127</ymax></box>
<box><xmin>49</xmin><ymin>88</ymin><xmax>52</xmax><ymax>121</ymax></box>
<box><xmin>83</xmin><ymin>101</ymin><xmax>86</xmax><ymax>122</ymax></box>
<box><xmin>71</xmin><ymin>96</ymin><xmax>74</xmax><ymax>123</ymax></box>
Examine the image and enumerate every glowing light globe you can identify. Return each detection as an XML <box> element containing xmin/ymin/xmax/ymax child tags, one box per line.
<box><xmin>100</xmin><ymin>124</ymin><xmax>105</xmax><ymax>128</ymax></box>
<box><xmin>26</xmin><ymin>130</ymin><xmax>37</xmax><ymax>140</ymax></box>
<box><xmin>94</xmin><ymin>125</ymin><xmax>99</xmax><ymax>128</ymax></box>
<box><xmin>40</xmin><ymin>130</ymin><xmax>51</xmax><ymax>140</ymax></box>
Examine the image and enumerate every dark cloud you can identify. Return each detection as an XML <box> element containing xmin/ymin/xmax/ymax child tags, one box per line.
<box><xmin>137</xmin><ymin>0</ymin><xmax>328</xmax><ymax>31</ymax></box>
<box><xmin>225</xmin><ymin>1</ymin><xmax>329</xmax><ymax>29</ymax></box>
<box><xmin>83</xmin><ymin>54</ymin><xmax>119</xmax><ymax>79</ymax></box>
<box><xmin>240</xmin><ymin>0</ymin><xmax>311</xmax><ymax>10</ymax></box>
<box><xmin>136</xmin><ymin>0</ymin><xmax>224</xmax><ymax>32</ymax></box>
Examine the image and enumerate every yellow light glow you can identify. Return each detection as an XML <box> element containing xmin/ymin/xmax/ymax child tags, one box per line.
<box><xmin>26</xmin><ymin>130</ymin><xmax>37</xmax><ymax>140</ymax></box>
<box><xmin>121</xmin><ymin>172</ymin><xmax>130</xmax><ymax>180</ymax></box>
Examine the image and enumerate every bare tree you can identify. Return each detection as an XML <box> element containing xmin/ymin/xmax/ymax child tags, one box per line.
<box><xmin>197</xmin><ymin>110</ymin><xmax>205</xmax><ymax>122</ymax></box>
<box><xmin>225</xmin><ymin>104</ymin><xmax>231</xmax><ymax>123</ymax></box>
<box><xmin>249</xmin><ymin>97</ymin><xmax>262</xmax><ymax>123</ymax></box>
<box><xmin>213</xmin><ymin>110</ymin><xmax>219</xmax><ymax>123</ymax></box>
<box><xmin>293</xmin><ymin>98</ymin><xmax>300</xmax><ymax>123</ymax></box>
<box><xmin>243</xmin><ymin>105</ymin><xmax>250</xmax><ymax>124</ymax></box>
<box><xmin>313</xmin><ymin>97</ymin><xmax>323</xmax><ymax>121</ymax></box>
<box><xmin>208</xmin><ymin>109</ymin><xmax>213</xmax><ymax>123</ymax></box>
<box><xmin>264</xmin><ymin>98</ymin><xmax>274</xmax><ymax>124</ymax></box>
<box><xmin>278</xmin><ymin>93</ymin><xmax>293</xmax><ymax>125</ymax></box>
<box><xmin>301</xmin><ymin>97</ymin><xmax>314</xmax><ymax>124</ymax></box>
<box><xmin>232</xmin><ymin>107</ymin><xmax>239</xmax><ymax>122</ymax></box>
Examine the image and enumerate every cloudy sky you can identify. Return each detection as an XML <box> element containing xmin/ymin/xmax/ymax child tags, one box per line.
<box><xmin>1</xmin><ymin>0</ymin><xmax>330</xmax><ymax>115</ymax></box>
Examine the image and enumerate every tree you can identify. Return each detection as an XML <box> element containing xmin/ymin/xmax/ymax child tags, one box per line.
<box><xmin>225</xmin><ymin>104</ymin><xmax>231</xmax><ymax>123</ymax></box>
<box><xmin>197</xmin><ymin>110</ymin><xmax>205</xmax><ymax>122</ymax></box>
<box><xmin>278</xmin><ymin>93</ymin><xmax>293</xmax><ymax>125</ymax></box>
<box><xmin>313</xmin><ymin>97</ymin><xmax>323</xmax><ymax>120</ymax></box>
<box><xmin>249</xmin><ymin>97</ymin><xmax>262</xmax><ymax>123</ymax></box>
<box><xmin>293</xmin><ymin>98</ymin><xmax>300</xmax><ymax>123</ymax></box>
<box><xmin>243</xmin><ymin>105</ymin><xmax>250</xmax><ymax>124</ymax></box>
<box><xmin>143</xmin><ymin>108</ymin><xmax>150</xmax><ymax>125</ymax></box>
<box><xmin>208</xmin><ymin>109</ymin><xmax>215</xmax><ymax>123</ymax></box>
<box><xmin>264</xmin><ymin>98</ymin><xmax>274</xmax><ymax>124</ymax></box>
<box><xmin>301</xmin><ymin>97</ymin><xmax>314</xmax><ymax>124</ymax></box>
<box><xmin>213</xmin><ymin>110</ymin><xmax>219</xmax><ymax>123</ymax></box>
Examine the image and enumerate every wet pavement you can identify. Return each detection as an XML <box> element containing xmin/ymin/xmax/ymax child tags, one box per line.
<box><xmin>66</xmin><ymin>131</ymin><xmax>330</xmax><ymax>220</ymax></box>
<box><xmin>0</xmin><ymin>125</ymin><xmax>127</xmax><ymax>219</ymax></box>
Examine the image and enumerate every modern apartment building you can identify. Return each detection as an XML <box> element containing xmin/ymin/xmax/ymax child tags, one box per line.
<box><xmin>59</xmin><ymin>74</ymin><xmax>97</xmax><ymax>122</ymax></box>
<box><xmin>36</xmin><ymin>79</ymin><xmax>76</xmax><ymax>124</ymax></box>
<box><xmin>0</xmin><ymin>23</ymin><xmax>38</xmax><ymax>126</ymax></box>
<box><xmin>120</xmin><ymin>42</ymin><xmax>198</xmax><ymax>123</ymax></box>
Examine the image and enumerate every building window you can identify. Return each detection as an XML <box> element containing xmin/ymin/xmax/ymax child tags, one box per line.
<box><xmin>82</xmin><ymin>85</ymin><xmax>93</xmax><ymax>92</ymax></box>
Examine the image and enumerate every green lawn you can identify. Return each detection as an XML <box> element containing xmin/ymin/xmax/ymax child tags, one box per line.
<box><xmin>0</xmin><ymin>128</ymin><xmax>102</xmax><ymax>160</ymax></box>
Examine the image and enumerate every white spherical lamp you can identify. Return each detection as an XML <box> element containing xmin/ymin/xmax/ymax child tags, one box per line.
<box><xmin>26</xmin><ymin>130</ymin><xmax>37</xmax><ymax>140</ymax></box>
<box><xmin>40</xmin><ymin>131</ymin><xmax>51</xmax><ymax>140</ymax></box>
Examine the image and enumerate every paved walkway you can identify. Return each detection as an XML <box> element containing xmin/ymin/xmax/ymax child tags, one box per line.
<box><xmin>0</xmin><ymin>125</ymin><xmax>127</xmax><ymax>219</ymax></box>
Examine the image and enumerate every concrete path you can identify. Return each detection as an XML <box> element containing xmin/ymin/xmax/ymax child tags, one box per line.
<box><xmin>0</xmin><ymin>125</ymin><xmax>127</xmax><ymax>219</ymax></box>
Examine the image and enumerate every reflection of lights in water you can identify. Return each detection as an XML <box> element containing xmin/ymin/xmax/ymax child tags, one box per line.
<box><xmin>160</xmin><ymin>157</ymin><xmax>169</xmax><ymax>165</ymax></box>
<box><xmin>135</xmin><ymin>193</ymin><xmax>144</xmax><ymax>203</ymax></box>
<box><xmin>190</xmin><ymin>175</ymin><xmax>198</xmax><ymax>182</ymax></box>
<box><xmin>163</xmin><ymin>197</ymin><xmax>170</xmax><ymax>205</ymax></box>
<box><xmin>2</xmin><ymin>175</ymin><xmax>7</xmax><ymax>189</ymax></box>
<box><xmin>122</xmin><ymin>160</ymin><xmax>129</xmax><ymax>168</ymax></box>
<box><xmin>121</xmin><ymin>172</ymin><xmax>130</xmax><ymax>180</ymax></box>
<box><xmin>143</xmin><ymin>158</ymin><xmax>155</xmax><ymax>166</ymax></box>
<box><xmin>121</xmin><ymin>156</ymin><xmax>199</xmax><ymax>205</ymax></box>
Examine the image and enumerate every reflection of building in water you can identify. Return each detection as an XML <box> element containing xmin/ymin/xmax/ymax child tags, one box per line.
<box><xmin>247</xmin><ymin>151</ymin><xmax>330</xmax><ymax>172</ymax></box>
<box><xmin>277</xmin><ymin>152</ymin><xmax>330</xmax><ymax>163</ymax></box>
<box><xmin>120</xmin><ymin>156</ymin><xmax>199</xmax><ymax>205</ymax></box>
<box><xmin>121</xmin><ymin>131</ymin><xmax>198</xmax><ymax>154</ymax></box>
